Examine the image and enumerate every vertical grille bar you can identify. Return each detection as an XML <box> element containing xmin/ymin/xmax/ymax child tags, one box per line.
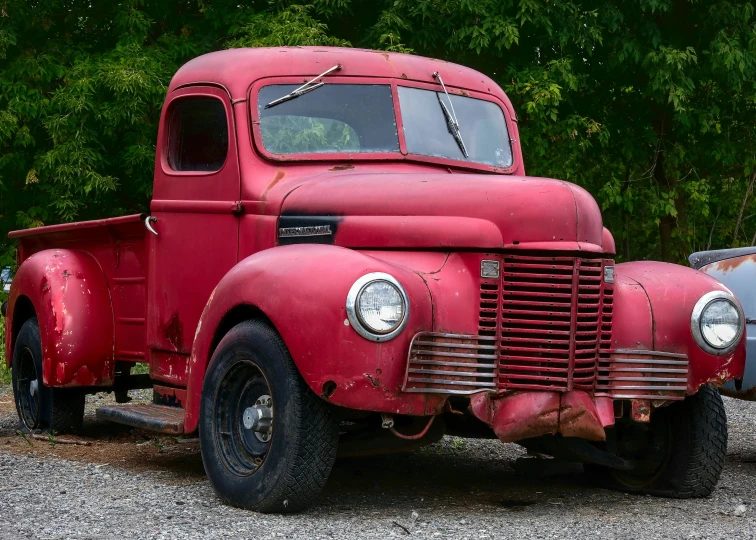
<box><xmin>566</xmin><ymin>259</ymin><xmax>580</xmax><ymax>391</ymax></box>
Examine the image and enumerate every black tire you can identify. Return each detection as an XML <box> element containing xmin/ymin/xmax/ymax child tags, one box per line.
<box><xmin>590</xmin><ymin>385</ymin><xmax>727</xmax><ymax>498</ymax></box>
<box><xmin>11</xmin><ymin>318</ymin><xmax>85</xmax><ymax>434</ymax></box>
<box><xmin>199</xmin><ymin>320</ymin><xmax>338</xmax><ymax>513</ymax></box>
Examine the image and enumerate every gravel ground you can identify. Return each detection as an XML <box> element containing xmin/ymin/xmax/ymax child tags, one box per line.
<box><xmin>0</xmin><ymin>388</ymin><xmax>754</xmax><ymax>539</ymax></box>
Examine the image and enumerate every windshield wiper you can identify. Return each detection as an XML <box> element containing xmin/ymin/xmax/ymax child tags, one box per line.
<box><xmin>265</xmin><ymin>64</ymin><xmax>342</xmax><ymax>109</ymax></box>
<box><xmin>433</xmin><ymin>71</ymin><xmax>468</xmax><ymax>158</ymax></box>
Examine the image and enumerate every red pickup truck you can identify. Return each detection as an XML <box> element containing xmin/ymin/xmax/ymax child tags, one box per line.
<box><xmin>3</xmin><ymin>47</ymin><xmax>746</xmax><ymax>512</ymax></box>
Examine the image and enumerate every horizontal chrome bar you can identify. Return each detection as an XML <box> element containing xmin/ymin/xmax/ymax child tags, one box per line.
<box><xmin>595</xmin><ymin>384</ymin><xmax>688</xmax><ymax>391</ymax></box>
<box><xmin>402</xmin><ymin>388</ymin><xmax>495</xmax><ymax>395</ymax></box>
<box><xmin>612</xmin><ymin>349</ymin><xmax>688</xmax><ymax>359</ymax></box>
<box><xmin>411</xmin><ymin>349</ymin><xmax>497</xmax><ymax>360</ymax></box>
<box><xmin>413</xmin><ymin>340</ymin><xmax>498</xmax><ymax>350</ymax></box>
<box><xmin>609</xmin><ymin>358</ymin><xmax>689</xmax><ymax>366</ymax></box>
<box><xmin>601</xmin><ymin>393</ymin><xmax>685</xmax><ymax>401</ymax></box>
<box><xmin>600</xmin><ymin>366</ymin><xmax>688</xmax><ymax>374</ymax></box>
<box><xmin>600</xmin><ymin>376</ymin><xmax>687</xmax><ymax>383</ymax></box>
<box><xmin>406</xmin><ymin>377</ymin><xmax>497</xmax><ymax>388</ymax></box>
<box><xmin>408</xmin><ymin>368</ymin><xmax>495</xmax><ymax>379</ymax></box>
<box><xmin>410</xmin><ymin>359</ymin><xmax>498</xmax><ymax>369</ymax></box>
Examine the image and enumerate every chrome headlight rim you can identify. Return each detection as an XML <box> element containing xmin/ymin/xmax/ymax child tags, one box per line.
<box><xmin>346</xmin><ymin>272</ymin><xmax>409</xmax><ymax>342</ymax></box>
<box><xmin>691</xmin><ymin>290</ymin><xmax>744</xmax><ymax>355</ymax></box>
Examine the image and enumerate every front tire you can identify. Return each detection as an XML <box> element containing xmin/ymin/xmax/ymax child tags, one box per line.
<box><xmin>591</xmin><ymin>385</ymin><xmax>727</xmax><ymax>498</ymax></box>
<box><xmin>11</xmin><ymin>318</ymin><xmax>85</xmax><ymax>434</ymax></box>
<box><xmin>199</xmin><ymin>320</ymin><xmax>338</xmax><ymax>513</ymax></box>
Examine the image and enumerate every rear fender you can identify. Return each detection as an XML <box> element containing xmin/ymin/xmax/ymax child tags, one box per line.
<box><xmin>185</xmin><ymin>244</ymin><xmax>436</xmax><ymax>433</ymax></box>
<box><xmin>6</xmin><ymin>249</ymin><xmax>114</xmax><ymax>387</ymax></box>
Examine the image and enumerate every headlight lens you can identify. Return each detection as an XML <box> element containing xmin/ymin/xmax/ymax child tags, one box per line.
<box><xmin>346</xmin><ymin>273</ymin><xmax>409</xmax><ymax>341</ymax></box>
<box><xmin>691</xmin><ymin>291</ymin><xmax>744</xmax><ymax>355</ymax></box>
<box><xmin>356</xmin><ymin>280</ymin><xmax>405</xmax><ymax>334</ymax></box>
<box><xmin>700</xmin><ymin>299</ymin><xmax>740</xmax><ymax>349</ymax></box>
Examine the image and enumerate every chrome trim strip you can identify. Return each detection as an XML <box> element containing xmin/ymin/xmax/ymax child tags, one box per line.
<box><xmin>408</xmin><ymin>368</ymin><xmax>495</xmax><ymax>378</ymax></box>
<box><xmin>611</xmin><ymin>348</ymin><xmax>688</xmax><ymax>358</ymax></box>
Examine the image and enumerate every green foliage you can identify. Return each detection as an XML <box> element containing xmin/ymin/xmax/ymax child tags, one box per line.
<box><xmin>1</xmin><ymin>1</ymin><xmax>756</xmax><ymax>266</ymax></box>
<box><xmin>261</xmin><ymin>116</ymin><xmax>359</xmax><ymax>154</ymax></box>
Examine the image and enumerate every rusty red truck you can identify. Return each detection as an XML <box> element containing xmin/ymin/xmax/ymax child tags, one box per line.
<box><xmin>2</xmin><ymin>47</ymin><xmax>746</xmax><ymax>512</ymax></box>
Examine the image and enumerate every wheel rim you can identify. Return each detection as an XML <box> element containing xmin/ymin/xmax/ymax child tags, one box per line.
<box><xmin>16</xmin><ymin>347</ymin><xmax>41</xmax><ymax>429</ymax></box>
<box><xmin>611</xmin><ymin>411</ymin><xmax>673</xmax><ymax>488</ymax></box>
<box><xmin>214</xmin><ymin>359</ymin><xmax>273</xmax><ymax>476</ymax></box>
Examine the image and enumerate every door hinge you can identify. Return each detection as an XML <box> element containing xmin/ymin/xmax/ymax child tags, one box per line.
<box><xmin>232</xmin><ymin>201</ymin><xmax>245</xmax><ymax>215</ymax></box>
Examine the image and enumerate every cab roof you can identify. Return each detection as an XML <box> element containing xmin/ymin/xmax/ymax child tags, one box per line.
<box><xmin>168</xmin><ymin>47</ymin><xmax>512</xmax><ymax>112</ymax></box>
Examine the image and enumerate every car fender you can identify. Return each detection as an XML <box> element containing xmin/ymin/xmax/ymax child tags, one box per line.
<box><xmin>185</xmin><ymin>244</ymin><xmax>436</xmax><ymax>433</ymax></box>
<box><xmin>6</xmin><ymin>249</ymin><xmax>115</xmax><ymax>387</ymax></box>
<box><xmin>615</xmin><ymin>261</ymin><xmax>746</xmax><ymax>392</ymax></box>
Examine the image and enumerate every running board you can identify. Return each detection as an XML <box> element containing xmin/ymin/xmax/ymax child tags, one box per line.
<box><xmin>96</xmin><ymin>403</ymin><xmax>185</xmax><ymax>434</ymax></box>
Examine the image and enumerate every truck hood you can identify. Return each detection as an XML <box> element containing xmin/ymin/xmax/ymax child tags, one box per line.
<box><xmin>279</xmin><ymin>173</ymin><xmax>607</xmax><ymax>252</ymax></box>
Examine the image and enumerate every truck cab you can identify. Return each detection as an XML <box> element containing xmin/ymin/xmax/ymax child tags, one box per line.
<box><xmin>4</xmin><ymin>47</ymin><xmax>746</xmax><ymax>512</ymax></box>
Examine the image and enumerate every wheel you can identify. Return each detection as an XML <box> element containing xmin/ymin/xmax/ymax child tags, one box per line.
<box><xmin>11</xmin><ymin>318</ymin><xmax>85</xmax><ymax>434</ymax></box>
<box><xmin>199</xmin><ymin>320</ymin><xmax>338</xmax><ymax>513</ymax></box>
<box><xmin>589</xmin><ymin>385</ymin><xmax>727</xmax><ymax>498</ymax></box>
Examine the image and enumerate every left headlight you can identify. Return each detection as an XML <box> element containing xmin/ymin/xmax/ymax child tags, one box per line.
<box><xmin>691</xmin><ymin>291</ymin><xmax>744</xmax><ymax>355</ymax></box>
<box><xmin>346</xmin><ymin>272</ymin><xmax>409</xmax><ymax>342</ymax></box>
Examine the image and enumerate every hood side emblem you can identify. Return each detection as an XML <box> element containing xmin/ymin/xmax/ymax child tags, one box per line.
<box><xmin>279</xmin><ymin>225</ymin><xmax>333</xmax><ymax>238</ymax></box>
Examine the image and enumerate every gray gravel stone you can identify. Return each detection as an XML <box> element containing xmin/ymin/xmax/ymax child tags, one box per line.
<box><xmin>0</xmin><ymin>395</ymin><xmax>754</xmax><ymax>539</ymax></box>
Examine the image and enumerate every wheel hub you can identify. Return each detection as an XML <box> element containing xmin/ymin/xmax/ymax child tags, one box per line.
<box><xmin>243</xmin><ymin>394</ymin><xmax>273</xmax><ymax>442</ymax></box>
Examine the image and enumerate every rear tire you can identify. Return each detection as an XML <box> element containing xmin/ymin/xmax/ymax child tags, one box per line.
<box><xmin>199</xmin><ymin>320</ymin><xmax>338</xmax><ymax>513</ymax></box>
<box><xmin>11</xmin><ymin>318</ymin><xmax>85</xmax><ymax>434</ymax></box>
<box><xmin>590</xmin><ymin>385</ymin><xmax>727</xmax><ymax>498</ymax></box>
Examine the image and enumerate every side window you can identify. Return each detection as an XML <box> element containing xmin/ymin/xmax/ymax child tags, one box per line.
<box><xmin>168</xmin><ymin>97</ymin><xmax>229</xmax><ymax>172</ymax></box>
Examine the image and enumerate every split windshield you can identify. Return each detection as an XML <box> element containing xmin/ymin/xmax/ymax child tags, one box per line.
<box><xmin>256</xmin><ymin>83</ymin><xmax>513</xmax><ymax>168</ymax></box>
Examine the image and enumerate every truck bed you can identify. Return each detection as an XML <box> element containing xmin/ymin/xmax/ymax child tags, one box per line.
<box><xmin>10</xmin><ymin>214</ymin><xmax>149</xmax><ymax>365</ymax></box>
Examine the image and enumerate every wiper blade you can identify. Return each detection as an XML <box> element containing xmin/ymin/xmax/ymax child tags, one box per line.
<box><xmin>265</xmin><ymin>64</ymin><xmax>342</xmax><ymax>109</ymax></box>
<box><xmin>433</xmin><ymin>71</ymin><xmax>468</xmax><ymax>158</ymax></box>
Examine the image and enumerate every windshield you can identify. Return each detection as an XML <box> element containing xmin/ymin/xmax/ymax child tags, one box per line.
<box><xmin>255</xmin><ymin>82</ymin><xmax>512</xmax><ymax>168</ymax></box>
<box><xmin>257</xmin><ymin>84</ymin><xmax>399</xmax><ymax>154</ymax></box>
<box><xmin>398</xmin><ymin>86</ymin><xmax>512</xmax><ymax>167</ymax></box>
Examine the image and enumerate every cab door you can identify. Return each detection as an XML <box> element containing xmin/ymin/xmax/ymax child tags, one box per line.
<box><xmin>145</xmin><ymin>86</ymin><xmax>241</xmax><ymax>387</ymax></box>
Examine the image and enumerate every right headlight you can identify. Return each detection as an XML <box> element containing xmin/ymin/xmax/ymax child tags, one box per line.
<box><xmin>691</xmin><ymin>291</ymin><xmax>744</xmax><ymax>355</ymax></box>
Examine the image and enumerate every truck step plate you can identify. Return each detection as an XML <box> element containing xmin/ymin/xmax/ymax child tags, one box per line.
<box><xmin>96</xmin><ymin>403</ymin><xmax>185</xmax><ymax>434</ymax></box>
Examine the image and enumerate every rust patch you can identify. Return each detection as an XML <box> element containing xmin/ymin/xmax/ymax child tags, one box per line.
<box><xmin>630</xmin><ymin>399</ymin><xmax>651</xmax><ymax>422</ymax></box>
<box><xmin>364</xmin><ymin>372</ymin><xmax>381</xmax><ymax>388</ymax></box>
<box><xmin>62</xmin><ymin>270</ymin><xmax>71</xmax><ymax>278</ymax></box>
<box><xmin>714</xmin><ymin>254</ymin><xmax>756</xmax><ymax>274</ymax></box>
<box><xmin>380</xmin><ymin>53</ymin><xmax>390</xmax><ymax>60</ymax></box>
<box><xmin>261</xmin><ymin>169</ymin><xmax>286</xmax><ymax>200</ymax></box>
<box><xmin>164</xmin><ymin>314</ymin><xmax>184</xmax><ymax>351</ymax></box>
<box><xmin>460</xmin><ymin>89</ymin><xmax>469</xmax><ymax>97</ymax></box>
<box><xmin>401</xmin><ymin>73</ymin><xmax>408</xmax><ymax>79</ymax></box>
<box><xmin>328</xmin><ymin>164</ymin><xmax>354</xmax><ymax>171</ymax></box>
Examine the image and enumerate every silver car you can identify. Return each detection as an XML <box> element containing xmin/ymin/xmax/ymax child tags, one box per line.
<box><xmin>690</xmin><ymin>247</ymin><xmax>756</xmax><ymax>399</ymax></box>
<box><xmin>1</xmin><ymin>267</ymin><xmax>10</xmax><ymax>294</ymax></box>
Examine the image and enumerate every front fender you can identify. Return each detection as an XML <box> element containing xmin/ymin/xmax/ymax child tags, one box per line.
<box><xmin>185</xmin><ymin>245</ymin><xmax>437</xmax><ymax>433</ymax></box>
<box><xmin>6</xmin><ymin>249</ymin><xmax>114</xmax><ymax>387</ymax></box>
<box><xmin>614</xmin><ymin>261</ymin><xmax>746</xmax><ymax>393</ymax></box>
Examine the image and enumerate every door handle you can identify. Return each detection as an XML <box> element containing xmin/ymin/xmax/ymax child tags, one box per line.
<box><xmin>145</xmin><ymin>216</ymin><xmax>158</xmax><ymax>236</ymax></box>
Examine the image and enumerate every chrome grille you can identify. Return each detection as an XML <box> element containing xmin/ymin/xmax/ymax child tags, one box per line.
<box><xmin>596</xmin><ymin>349</ymin><xmax>689</xmax><ymax>400</ymax></box>
<box><xmin>403</xmin><ymin>333</ymin><xmax>498</xmax><ymax>394</ymax></box>
<box><xmin>402</xmin><ymin>253</ymin><xmax>690</xmax><ymax>399</ymax></box>
<box><xmin>499</xmin><ymin>255</ymin><xmax>576</xmax><ymax>391</ymax></box>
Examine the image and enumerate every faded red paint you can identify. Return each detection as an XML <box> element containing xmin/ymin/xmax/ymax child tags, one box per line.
<box><xmin>3</xmin><ymin>48</ymin><xmax>745</xmax><ymax>447</ymax></box>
